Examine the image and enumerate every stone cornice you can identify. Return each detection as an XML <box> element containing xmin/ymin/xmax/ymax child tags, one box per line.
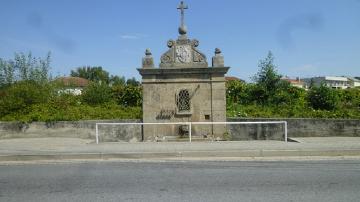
<box><xmin>137</xmin><ymin>67</ymin><xmax>230</xmax><ymax>76</ymax></box>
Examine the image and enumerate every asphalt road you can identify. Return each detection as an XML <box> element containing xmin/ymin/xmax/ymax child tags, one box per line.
<box><xmin>1</xmin><ymin>160</ymin><xmax>360</xmax><ymax>202</ymax></box>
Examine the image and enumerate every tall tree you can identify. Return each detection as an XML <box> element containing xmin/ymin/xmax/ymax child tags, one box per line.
<box><xmin>0</xmin><ymin>52</ymin><xmax>51</xmax><ymax>86</ymax></box>
<box><xmin>252</xmin><ymin>51</ymin><xmax>282</xmax><ymax>104</ymax></box>
<box><xmin>109</xmin><ymin>75</ymin><xmax>126</xmax><ymax>86</ymax></box>
<box><xmin>252</xmin><ymin>51</ymin><xmax>281</xmax><ymax>92</ymax></box>
<box><xmin>0</xmin><ymin>59</ymin><xmax>15</xmax><ymax>87</ymax></box>
<box><xmin>126</xmin><ymin>77</ymin><xmax>140</xmax><ymax>86</ymax></box>
<box><xmin>70</xmin><ymin>66</ymin><xmax>110</xmax><ymax>84</ymax></box>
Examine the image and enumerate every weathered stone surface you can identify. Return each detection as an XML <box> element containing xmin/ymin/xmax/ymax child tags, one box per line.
<box><xmin>227</xmin><ymin>118</ymin><xmax>360</xmax><ymax>140</ymax></box>
<box><xmin>0</xmin><ymin>120</ymin><xmax>142</xmax><ymax>142</ymax></box>
<box><xmin>159</xmin><ymin>39</ymin><xmax>208</xmax><ymax>68</ymax></box>
<box><xmin>1</xmin><ymin>118</ymin><xmax>359</xmax><ymax>141</ymax></box>
<box><xmin>154</xmin><ymin>2</ymin><xmax>208</xmax><ymax>68</ymax></box>
<box><xmin>139</xmin><ymin>67</ymin><xmax>229</xmax><ymax>141</ymax></box>
<box><xmin>138</xmin><ymin>1</ymin><xmax>229</xmax><ymax>141</ymax></box>
<box><xmin>142</xmin><ymin>49</ymin><xmax>154</xmax><ymax>68</ymax></box>
<box><xmin>212</xmin><ymin>48</ymin><xmax>224</xmax><ymax>67</ymax></box>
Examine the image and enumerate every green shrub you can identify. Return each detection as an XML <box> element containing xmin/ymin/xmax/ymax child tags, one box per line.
<box><xmin>307</xmin><ymin>85</ymin><xmax>339</xmax><ymax>110</ymax></box>
<box><xmin>0</xmin><ymin>103</ymin><xmax>141</xmax><ymax>122</ymax></box>
<box><xmin>81</xmin><ymin>82</ymin><xmax>112</xmax><ymax>105</ymax></box>
<box><xmin>338</xmin><ymin>88</ymin><xmax>360</xmax><ymax>110</ymax></box>
<box><xmin>112</xmin><ymin>84</ymin><xmax>142</xmax><ymax>107</ymax></box>
<box><xmin>0</xmin><ymin>80</ymin><xmax>53</xmax><ymax>116</ymax></box>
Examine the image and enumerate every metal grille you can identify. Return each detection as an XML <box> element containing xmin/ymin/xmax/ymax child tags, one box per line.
<box><xmin>177</xmin><ymin>89</ymin><xmax>190</xmax><ymax>112</ymax></box>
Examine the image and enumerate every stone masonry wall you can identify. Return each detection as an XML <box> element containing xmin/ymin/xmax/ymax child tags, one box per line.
<box><xmin>227</xmin><ymin>118</ymin><xmax>360</xmax><ymax>140</ymax></box>
<box><xmin>0</xmin><ymin>118</ymin><xmax>359</xmax><ymax>142</ymax></box>
<box><xmin>0</xmin><ymin>120</ymin><xmax>142</xmax><ymax>142</ymax></box>
<box><xmin>140</xmin><ymin>68</ymin><xmax>228</xmax><ymax>141</ymax></box>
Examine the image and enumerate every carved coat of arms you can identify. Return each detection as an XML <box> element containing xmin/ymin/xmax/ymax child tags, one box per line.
<box><xmin>175</xmin><ymin>45</ymin><xmax>191</xmax><ymax>63</ymax></box>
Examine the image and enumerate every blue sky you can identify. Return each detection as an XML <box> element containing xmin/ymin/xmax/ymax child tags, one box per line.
<box><xmin>1</xmin><ymin>0</ymin><xmax>359</xmax><ymax>81</ymax></box>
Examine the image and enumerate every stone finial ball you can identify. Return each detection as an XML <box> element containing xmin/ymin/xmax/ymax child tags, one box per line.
<box><xmin>215</xmin><ymin>48</ymin><xmax>221</xmax><ymax>54</ymax></box>
<box><xmin>145</xmin><ymin>48</ymin><xmax>152</xmax><ymax>56</ymax></box>
<box><xmin>178</xmin><ymin>25</ymin><xmax>187</xmax><ymax>35</ymax></box>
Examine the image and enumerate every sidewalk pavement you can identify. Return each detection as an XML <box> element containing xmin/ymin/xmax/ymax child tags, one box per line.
<box><xmin>0</xmin><ymin>137</ymin><xmax>360</xmax><ymax>162</ymax></box>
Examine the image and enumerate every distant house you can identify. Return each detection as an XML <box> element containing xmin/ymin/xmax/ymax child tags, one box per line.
<box><xmin>225</xmin><ymin>76</ymin><xmax>245</xmax><ymax>83</ymax></box>
<box><xmin>55</xmin><ymin>76</ymin><xmax>90</xmax><ymax>95</ymax></box>
<box><xmin>281</xmin><ymin>77</ymin><xmax>304</xmax><ymax>88</ymax></box>
<box><xmin>348</xmin><ymin>77</ymin><xmax>360</xmax><ymax>88</ymax></box>
<box><xmin>303</xmin><ymin>76</ymin><xmax>350</xmax><ymax>89</ymax></box>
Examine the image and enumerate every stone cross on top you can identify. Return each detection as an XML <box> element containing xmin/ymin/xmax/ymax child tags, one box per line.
<box><xmin>177</xmin><ymin>1</ymin><xmax>188</xmax><ymax>36</ymax></box>
<box><xmin>141</xmin><ymin>1</ymin><xmax>225</xmax><ymax>68</ymax></box>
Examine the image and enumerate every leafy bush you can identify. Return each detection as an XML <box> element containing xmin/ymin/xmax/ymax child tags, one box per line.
<box><xmin>81</xmin><ymin>82</ymin><xmax>113</xmax><ymax>105</ymax></box>
<box><xmin>307</xmin><ymin>84</ymin><xmax>339</xmax><ymax>110</ymax></box>
<box><xmin>337</xmin><ymin>88</ymin><xmax>360</xmax><ymax>110</ymax></box>
<box><xmin>0</xmin><ymin>102</ymin><xmax>141</xmax><ymax>122</ymax></box>
<box><xmin>226</xmin><ymin>51</ymin><xmax>360</xmax><ymax>119</ymax></box>
<box><xmin>0</xmin><ymin>80</ymin><xmax>53</xmax><ymax>116</ymax></box>
<box><xmin>1</xmin><ymin>50</ymin><xmax>359</xmax><ymax>122</ymax></box>
<box><xmin>112</xmin><ymin>84</ymin><xmax>142</xmax><ymax>107</ymax></box>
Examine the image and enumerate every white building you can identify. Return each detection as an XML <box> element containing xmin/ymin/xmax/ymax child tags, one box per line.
<box><xmin>303</xmin><ymin>76</ymin><xmax>350</xmax><ymax>89</ymax></box>
<box><xmin>281</xmin><ymin>77</ymin><xmax>305</xmax><ymax>88</ymax></box>
<box><xmin>348</xmin><ymin>77</ymin><xmax>360</xmax><ymax>88</ymax></box>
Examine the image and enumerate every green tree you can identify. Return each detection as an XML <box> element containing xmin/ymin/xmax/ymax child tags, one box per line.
<box><xmin>0</xmin><ymin>52</ymin><xmax>51</xmax><ymax>86</ymax></box>
<box><xmin>307</xmin><ymin>84</ymin><xmax>338</xmax><ymax>110</ymax></box>
<box><xmin>126</xmin><ymin>77</ymin><xmax>140</xmax><ymax>86</ymax></box>
<box><xmin>0</xmin><ymin>59</ymin><xmax>15</xmax><ymax>87</ymax></box>
<box><xmin>71</xmin><ymin>66</ymin><xmax>110</xmax><ymax>84</ymax></box>
<box><xmin>252</xmin><ymin>51</ymin><xmax>282</xmax><ymax>104</ymax></box>
<box><xmin>110</xmin><ymin>75</ymin><xmax>126</xmax><ymax>86</ymax></box>
<box><xmin>15</xmin><ymin>52</ymin><xmax>51</xmax><ymax>83</ymax></box>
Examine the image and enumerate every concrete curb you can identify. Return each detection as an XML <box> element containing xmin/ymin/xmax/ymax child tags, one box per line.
<box><xmin>1</xmin><ymin>149</ymin><xmax>360</xmax><ymax>162</ymax></box>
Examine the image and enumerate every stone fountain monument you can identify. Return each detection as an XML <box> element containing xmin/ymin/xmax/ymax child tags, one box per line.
<box><xmin>138</xmin><ymin>1</ymin><xmax>229</xmax><ymax>141</ymax></box>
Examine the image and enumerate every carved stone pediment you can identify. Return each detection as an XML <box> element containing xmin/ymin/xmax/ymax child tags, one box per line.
<box><xmin>160</xmin><ymin>38</ymin><xmax>207</xmax><ymax>68</ymax></box>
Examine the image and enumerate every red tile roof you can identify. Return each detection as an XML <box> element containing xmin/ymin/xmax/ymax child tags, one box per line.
<box><xmin>56</xmin><ymin>77</ymin><xmax>90</xmax><ymax>87</ymax></box>
<box><xmin>281</xmin><ymin>78</ymin><xmax>304</xmax><ymax>84</ymax></box>
<box><xmin>225</xmin><ymin>76</ymin><xmax>243</xmax><ymax>81</ymax></box>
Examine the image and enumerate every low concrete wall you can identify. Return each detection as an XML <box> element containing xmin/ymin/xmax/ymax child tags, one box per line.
<box><xmin>0</xmin><ymin>120</ymin><xmax>142</xmax><ymax>142</ymax></box>
<box><xmin>227</xmin><ymin>118</ymin><xmax>360</xmax><ymax>140</ymax></box>
<box><xmin>226</xmin><ymin>120</ymin><xmax>285</xmax><ymax>141</ymax></box>
<box><xmin>1</xmin><ymin>118</ymin><xmax>359</xmax><ymax>142</ymax></box>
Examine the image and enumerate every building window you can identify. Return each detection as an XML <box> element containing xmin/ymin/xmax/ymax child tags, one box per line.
<box><xmin>177</xmin><ymin>89</ymin><xmax>190</xmax><ymax>112</ymax></box>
